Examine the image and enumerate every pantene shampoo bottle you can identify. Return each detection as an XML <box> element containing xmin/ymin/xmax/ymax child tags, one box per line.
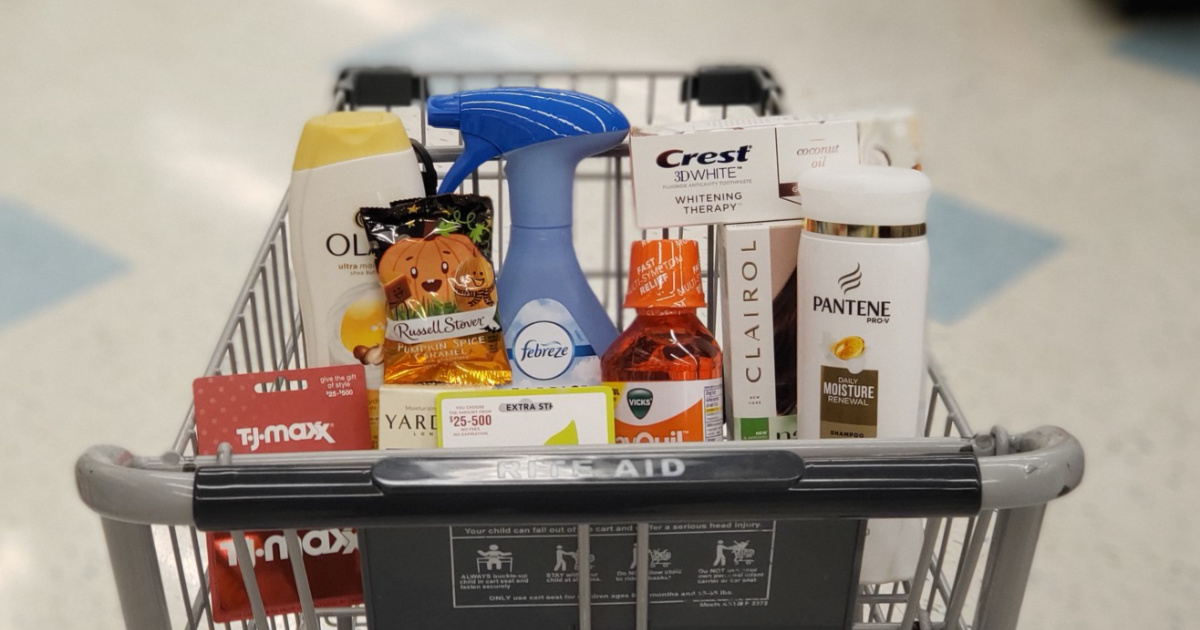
<box><xmin>288</xmin><ymin>111</ymin><xmax>426</xmax><ymax>445</ymax></box>
<box><xmin>796</xmin><ymin>165</ymin><xmax>931</xmax><ymax>583</ymax></box>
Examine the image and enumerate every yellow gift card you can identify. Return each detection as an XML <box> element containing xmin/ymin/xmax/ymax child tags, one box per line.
<box><xmin>436</xmin><ymin>387</ymin><xmax>614</xmax><ymax>448</ymax></box>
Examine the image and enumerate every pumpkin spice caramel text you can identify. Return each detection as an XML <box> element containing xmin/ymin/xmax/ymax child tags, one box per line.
<box><xmin>359</xmin><ymin>194</ymin><xmax>512</xmax><ymax>386</ymax></box>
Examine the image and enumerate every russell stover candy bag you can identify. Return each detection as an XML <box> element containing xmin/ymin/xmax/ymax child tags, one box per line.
<box><xmin>359</xmin><ymin>194</ymin><xmax>511</xmax><ymax>386</ymax></box>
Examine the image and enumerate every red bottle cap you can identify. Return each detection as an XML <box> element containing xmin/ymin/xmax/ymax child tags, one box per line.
<box><xmin>624</xmin><ymin>239</ymin><xmax>706</xmax><ymax>309</ymax></box>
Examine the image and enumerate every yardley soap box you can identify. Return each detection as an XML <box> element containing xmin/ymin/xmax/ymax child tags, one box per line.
<box><xmin>629</xmin><ymin>116</ymin><xmax>859</xmax><ymax>228</ymax></box>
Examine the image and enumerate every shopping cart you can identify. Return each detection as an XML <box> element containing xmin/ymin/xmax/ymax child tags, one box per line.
<box><xmin>76</xmin><ymin>67</ymin><xmax>1084</xmax><ymax>630</ymax></box>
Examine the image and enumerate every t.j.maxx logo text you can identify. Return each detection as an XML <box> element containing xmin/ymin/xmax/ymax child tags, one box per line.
<box><xmin>656</xmin><ymin>145</ymin><xmax>752</xmax><ymax>168</ymax></box>
<box><xmin>235</xmin><ymin>421</ymin><xmax>335</xmax><ymax>452</ymax></box>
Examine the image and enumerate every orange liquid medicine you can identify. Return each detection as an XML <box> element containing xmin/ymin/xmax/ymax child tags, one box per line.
<box><xmin>602</xmin><ymin>239</ymin><xmax>724</xmax><ymax>443</ymax></box>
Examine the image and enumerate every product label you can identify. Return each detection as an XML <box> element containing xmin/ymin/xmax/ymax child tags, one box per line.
<box><xmin>719</xmin><ymin>222</ymin><xmax>803</xmax><ymax>441</ymax></box>
<box><xmin>608</xmin><ymin>379</ymin><xmax>724</xmax><ymax>443</ymax></box>
<box><xmin>378</xmin><ymin>385</ymin><xmax>446</xmax><ymax>449</ymax></box>
<box><xmin>437</xmin><ymin>387</ymin><xmax>614</xmax><ymax>448</ymax></box>
<box><xmin>298</xmin><ymin>187</ymin><xmax>417</xmax><ymax>378</ymax></box>
<box><xmin>819</xmin><ymin>365</ymin><xmax>878</xmax><ymax>438</ymax></box>
<box><xmin>506</xmin><ymin>299</ymin><xmax>600</xmax><ymax>387</ymax></box>
<box><xmin>774</xmin><ymin>124</ymin><xmax>859</xmax><ymax>197</ymax></box>
<box><xmin>215</xmin><ymin>528</ymin><xmax>359</xmax><ymax>567</ymax></box>
<box><xmin>736</xmin><ymin>416</ymin><xmax>798</xmax><ymax>441</ymax></box>
<box><xmin>629</xmin><ymin>120</ymin><xmax>859</xmax><ymax>228</ymax></box>
<box><xmin>797</xmin><ymin>243</ymin><xmax>928</xmax><ymax>441</ymax></box>
<box><xmin>447</xmin><ymin>521</ymin><xmax>776</xmax><ymax>609</ymax></box>
<box><xmin>386</xmin><ymin>306</ymin><xmax>498</xmax><ymax>344</ymax></box>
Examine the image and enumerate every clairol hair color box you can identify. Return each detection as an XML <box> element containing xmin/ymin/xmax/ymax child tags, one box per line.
<box><xmin>719</xmin><ymin>220</ymin><xmax>803</xmax><ymax>440</ymax></box>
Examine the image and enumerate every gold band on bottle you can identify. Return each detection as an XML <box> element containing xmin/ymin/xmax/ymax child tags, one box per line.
<box><xmin>805</xmin><ymin>219</ymin><xmax>926</xmax><ymax>239</ymax></box>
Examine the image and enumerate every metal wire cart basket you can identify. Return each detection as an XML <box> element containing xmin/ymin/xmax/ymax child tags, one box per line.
<box><xmin>76</xmin><ymin>67</ymin><xmax>1084</xmax><ymax>630</ymax></box>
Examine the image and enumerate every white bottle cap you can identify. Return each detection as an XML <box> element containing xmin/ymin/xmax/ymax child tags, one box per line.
<box><xmin>798</xmin><ymin>166</ymin><xmax>931</xmax><ymax>228</ymax></box>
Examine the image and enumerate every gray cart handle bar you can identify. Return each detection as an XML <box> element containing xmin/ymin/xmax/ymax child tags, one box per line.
<box><xmin>77</xmin><ymin>426</ymin><xmax>1083</xmax><ymax>528</ymax></box>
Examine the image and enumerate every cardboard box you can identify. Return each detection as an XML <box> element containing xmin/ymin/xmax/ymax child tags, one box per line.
<box><xmin>629</xmin><ymin>111</ymin><xmax>923</xmax><ymax>229</ymax></box>
<box><xmin>844</xmin><ymin>108</ymin><xmax>921</xmax><ymax>170</ymax></box>
<box><xmin>379</xmin><ymin>384</ymin><xmax>499</xmax><ymax>449</ymax></box>
<box><xmin>629</xmin><ymin>116</ymin><xmax>860</xmax><ymax>228</ymax></box>
<box><xmin>719</xmin><ymin>220</ymin><xmax>803</xmax><ymax>440</ymax></box>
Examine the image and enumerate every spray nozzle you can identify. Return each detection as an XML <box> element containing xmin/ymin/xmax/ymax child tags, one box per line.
<box><xmin>425</xmin><ymin>94</ymin><xmax>461</xmax><ymax>128</ymax></box>
<box><xmin>429</xmin><ymin>87</ymin><xmax>629</xmax><ymax>195</ymax></box>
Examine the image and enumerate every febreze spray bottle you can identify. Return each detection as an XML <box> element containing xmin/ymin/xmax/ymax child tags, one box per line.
<box><xmin>428</xmin><ymin>88</ymin><xmax>629</xmax><ymax>387</ymax></box>
<box><xmin>288</xmin><ymin>111</ymin><xmax>426</xmax><ymax>444</ymax></box>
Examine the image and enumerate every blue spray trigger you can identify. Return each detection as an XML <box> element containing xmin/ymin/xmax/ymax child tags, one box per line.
<box><xmin>436</xmin><ymin>134</ymin><xmax>499</xmax><ymax>195</ymax></box>
<box><xmin>428</xmin><ymin>88</ymin><xmax>629</xmax><ymax>193</ymax></box>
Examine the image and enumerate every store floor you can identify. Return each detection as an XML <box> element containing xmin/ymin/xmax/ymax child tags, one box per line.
<box><xmin>2</xmin><ymin>1</ymin><xmax>1197</xmax><ymax>628</ymax></box>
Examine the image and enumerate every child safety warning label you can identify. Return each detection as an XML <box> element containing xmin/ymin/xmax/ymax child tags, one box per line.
<box><xmin>448</xmin><ymin>522</ymin><xmax>777</xmax><ymax>608</ymax></box>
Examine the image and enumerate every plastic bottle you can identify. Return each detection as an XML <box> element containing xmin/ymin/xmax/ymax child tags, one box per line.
<box><xmin>603</xmin><ymin>240</ymin><xmax>724</xmax><ymax>444</ymax></box>
<box><xmin>427</xmin><ymin>88</ymin><xmax>629</xmax><ymax>387</ymax></box>
<box><xmin>795</xmin><ymin>165</ymin><xmax>931</xmax><ymax>583</ymax></box>
<box><xmin>288</xmin><ymin>111</ymin><xmax>427</xmax><ymax>444</ymax></box>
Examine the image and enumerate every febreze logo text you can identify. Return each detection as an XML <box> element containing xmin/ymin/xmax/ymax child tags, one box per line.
<box><xmin>626</xmin><ymin>388</ymin><xmax>653</xmax><ymax>420</ymax></box>
<box><xmin>655</xmin><ymin>145</ymin><xmax>752</xmax><ymax>168</ymax></box>
<box><xmin>495</xmin><ymin>457</ymin><xmax>687</xmax><ymax>480</ymax></box>
<box><xmin>235</xmin><ymin>421</ymin><xmax>335</xmax><ymax>452</ymax></box>
<box><xmin>812</xmin><ymin>264</ymin><xmax>891</xmax><ymax>323</ymax></box>
<box><xmin>216</xmin><ymin>528</ymin><xmax>358</xmax><ymax>567</ymax></box>
<box><xmin>512</xmin><ymin>321</ymin><xmax>575</xmax><ymax>381</ymax></box>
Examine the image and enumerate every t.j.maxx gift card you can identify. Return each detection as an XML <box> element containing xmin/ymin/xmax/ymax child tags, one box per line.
<box><xmin>192</xmin><ymin>365</ymin><xmax>371</xmax><ymax>622</ymax></box>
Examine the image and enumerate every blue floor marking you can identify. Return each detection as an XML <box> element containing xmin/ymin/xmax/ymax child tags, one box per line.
<box><xmin>1114</xmin><ymin>19</ymin><xmax>1200</xmax><ymax>80</ymax></box>
<box><xmin>928</xmin><ymin>193</ymin><xmax>1062</xmax><ymax>324</ymax></box>
<box><xmin>0</xmin><ymin>199</ymin><xmax>128</xmax><ymax>329</ymax></box>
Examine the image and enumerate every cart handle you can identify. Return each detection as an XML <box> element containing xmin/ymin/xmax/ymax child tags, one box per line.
<box><xmin>975</xmin><ymin>424</ymin><xmax>1086</xmax><ymax>511</ymax></box>
<box><xmin>76</xmin><ymin>445</ymin><xmax>195</xmax><ymax>526</ymax></box>
<box><xmin>190</xmin><ymin>450</ymin><xmax>981</xmax><ymax>531</ymax></box>
<box><xmin>76</xmin><ymin>426</ymin><xmax>1083</xmax><ymax>527</ymax></box>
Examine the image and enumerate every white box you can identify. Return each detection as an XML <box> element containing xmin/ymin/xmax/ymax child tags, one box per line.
<box><xmin>842</xmin><ymin>108</ymin><xmax>922</xmax><ymax>170</ymax></box>
<box><xmin>629</xmin><ymin>116</ymin><xmax>860</xmax><ymax>228</ymax></box>
<box><xmin>379</xmin><ymin>384</ymin><xmax>491</xmax><ymax>449</ymax></box>
<box><xmin>719</xmin><ymin>220</ymin><xmax>803</xmax><ymax>440</ymax></box>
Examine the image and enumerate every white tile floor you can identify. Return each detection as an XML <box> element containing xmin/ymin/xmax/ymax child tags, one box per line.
<box><xmin>2</xmin><ymin>0</ymin><xmax>1198</xmax><ymax>628</ymax></box>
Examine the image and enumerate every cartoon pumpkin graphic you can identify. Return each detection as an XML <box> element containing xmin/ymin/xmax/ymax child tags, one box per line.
<box><xmin>451</xmin><ymin>256</ymin><xmax>497</xmax><ymax>310</ymax></box>
<box><xmin>378</xmin><ymin>229</ymin><xmax>481</xmax><ymax>304</ymax></box>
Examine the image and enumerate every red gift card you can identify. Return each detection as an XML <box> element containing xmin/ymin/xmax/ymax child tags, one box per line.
<box><xmin>193</xmin><ymin>365</ymin><xmax>371</xmax><ymax>622</ymax></box>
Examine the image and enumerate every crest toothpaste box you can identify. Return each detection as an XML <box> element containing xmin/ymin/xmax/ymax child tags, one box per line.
<box><xmin>629</xmin><ymin>116</ymin><xmax>859</xmax><ymax>228</ymax></box>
